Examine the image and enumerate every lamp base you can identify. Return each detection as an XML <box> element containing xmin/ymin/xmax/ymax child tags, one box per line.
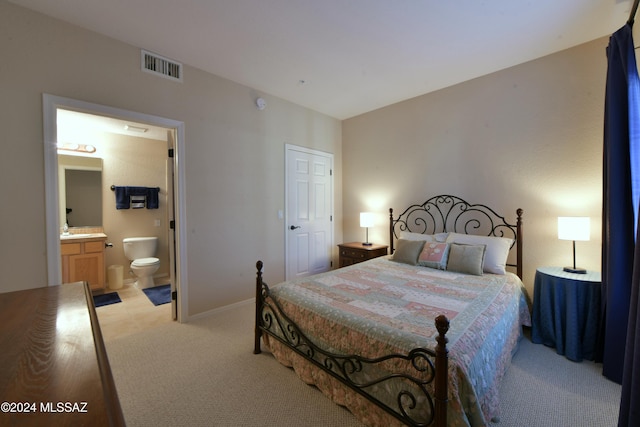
<box><xmin>362</xmin><ymin>242</ymin><xmax>372</xmax><ymax>246</ymax></box>
<box><xmin>563</xmin><ymin>266</ymin><xmax>587</xmax><ymax>274</ymax></box>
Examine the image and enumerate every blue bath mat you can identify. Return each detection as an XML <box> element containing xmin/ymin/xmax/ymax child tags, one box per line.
<box><xmin>142</xmin><ymin>284</ymin><xmax>171</xmax><ymax>306</ymax></box>
<box><xmin>93</xmin><ymin>292</ymin><xmax>122</xmax><ymax>308</ymax></box>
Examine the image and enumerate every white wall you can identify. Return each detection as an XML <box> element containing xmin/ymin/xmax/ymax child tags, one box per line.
<box><xmin>0</xmin><ymin>1</ymin><xmax>608</xmax><ymax>312</ymax></box>
<box><xmin>0</xmin><ymin>2</ymin><xmax>343</xmax><ymax>317</ymax></box>
<box><xmin>343</xmin><ymin>38</ymin><xmax>607</xmax><ymax>296</ymax></box>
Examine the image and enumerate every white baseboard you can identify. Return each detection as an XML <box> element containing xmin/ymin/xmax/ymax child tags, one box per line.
<box><xmin>187</xmin><ymin>297</ymin><xmax>255</xmax><ymax>321</ymax></box>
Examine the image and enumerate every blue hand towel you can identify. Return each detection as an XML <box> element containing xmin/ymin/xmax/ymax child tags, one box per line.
<box><xmin>114</xmin><ymin>186</ymin><xmax>160</xmax><ymax>209</ymax></box>
<box><xmin>146</xmin><ymin>187</ymin><xmax>160</xmax><ymax>209</ymax></box>
<box><xmin>127</xmin><ymin>186</ymin><xmax>149</xmax><ymax>196</ymax></box>
<box><xmin>114</xmin><ymin>186</ymin><xmax>129</xmax><ymax>209</ymax></box>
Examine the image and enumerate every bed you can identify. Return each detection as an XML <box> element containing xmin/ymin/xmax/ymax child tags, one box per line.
<box><xmin>254</xmin><ymin>195</ymin><xmax>530</xmax><ymax>427</ymax></box>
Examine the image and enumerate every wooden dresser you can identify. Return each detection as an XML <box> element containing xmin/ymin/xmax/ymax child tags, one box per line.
<box><xmin>338</xmin><ymin>242</ymin><xmax>389</xmax><ymax>267</ymax></box>
<box><xmin>0</xmin><ymin>282</ymin><xmax>125</xmax><ymax>426</ymax></box>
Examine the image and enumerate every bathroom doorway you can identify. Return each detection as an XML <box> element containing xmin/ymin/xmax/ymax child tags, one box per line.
<box><xmin>43</xmin><ymin>94</ymin><xmax>188</xmax><ymax>322</ymax></box>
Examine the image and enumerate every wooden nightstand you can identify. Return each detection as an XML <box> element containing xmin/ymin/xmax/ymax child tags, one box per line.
<box><xmin>338</xmin><ymin>242</ymin><xmax>388</xmax><ymax>267</ymax></box>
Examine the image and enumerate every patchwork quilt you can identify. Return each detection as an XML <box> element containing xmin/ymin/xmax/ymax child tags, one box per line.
<box><xmin>264</xmin><ymin>256</ymin><xmax>531</xmax><ymax>427</ymax></box>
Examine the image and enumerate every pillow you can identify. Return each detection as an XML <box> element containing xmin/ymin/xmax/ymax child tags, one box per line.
<box><xmin>399</xmin><ymin>231</ymin><xmax>449</xmax><ymax>242</ymax></box>
<box><xmin>392</xmin><ymin>239</ymin><xmax>425</xmax><ymax>265</ymax></box>
<box><xmin>418</xmin><ymin>242</ymin><xmax>450</xmax><ymax>270</ymax></box>
<box><xmin>446</xmin><ymin>243</ymin><xmax>486</xmax><ymax>276</ymax></box>
<box><xmin>445</xmin><ymin>232</ymin><xmax>513</xmax><ymax>275</ymax></box>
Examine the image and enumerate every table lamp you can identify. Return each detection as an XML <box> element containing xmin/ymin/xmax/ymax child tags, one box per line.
<box><xmin>360</xmin><ymin>212</ymin><xmax>374</xmax><ymax>246</ymax></box>
<box><xmin>557</xmin><ymin>216</ymin><xmax>590</xmax><ymax>274</ymax></box>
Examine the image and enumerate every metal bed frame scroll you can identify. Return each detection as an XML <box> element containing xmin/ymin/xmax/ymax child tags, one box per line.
<box><xmin>254</xmin><ymin>195</ymin><xmax>523</xmax><ymax>427</ymax></box>
<box><xmin>389</xmin><ymin>195</ymin><xmax>523</xmax><ymax>279</ymax></box>
<box><xmin>254</xmin><ymin>260</ymin><xmax>450</xmax><ymax>427</ymax></box>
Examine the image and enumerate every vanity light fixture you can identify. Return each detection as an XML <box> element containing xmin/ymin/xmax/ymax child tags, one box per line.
<box><xmin>57</xmin><ymin>142</ymin><xmax>79</xmax><ymax>151</ymax></box>
<box><xmin>57</xmin><ymin>142</ymin><xmax>96</xmax><ymax>154</ymax></box>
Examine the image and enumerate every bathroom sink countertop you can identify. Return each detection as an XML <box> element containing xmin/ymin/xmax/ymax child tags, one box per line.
<box><xmin>60</xmin><ymin>232</ymin><xmax>107</xmax><ymax>240</ymax></box>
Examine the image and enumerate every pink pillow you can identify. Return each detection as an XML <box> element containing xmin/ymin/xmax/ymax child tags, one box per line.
<box><xmin>417</xmin><ymin>242</ymin><xmax>450</xmax><ymax>270</ymax></box>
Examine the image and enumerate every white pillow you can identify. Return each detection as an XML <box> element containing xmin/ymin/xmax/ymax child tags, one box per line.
<box><xmin>399</xmin><ymin>231</ymin><xmax>449</xmax><ymax>242</ymax></box>
<box><xmin>445</xmin><ymin>232</ymin><xmax>513</xmax><ymax>275</ymax></box>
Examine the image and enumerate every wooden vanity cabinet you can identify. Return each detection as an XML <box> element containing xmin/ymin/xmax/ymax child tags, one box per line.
<box><xmin>61</xmin><ymin>237</ymin><xmax>106</xmax><ymax>290</ymax></box>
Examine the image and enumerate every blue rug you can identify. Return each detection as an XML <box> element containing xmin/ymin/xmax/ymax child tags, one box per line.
<box><xmin>93</xmin><ymin>292</ymin><xmax>122</xmax><ymax>308</ymax></box>
<box><xmin>142</xmin><ymin>284</ymin><xmax>171</xmax><ymax>306</ymax></box>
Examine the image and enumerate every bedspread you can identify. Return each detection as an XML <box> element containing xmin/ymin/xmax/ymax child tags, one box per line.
<box><xmin>264</xmin><ymin>256</ymin><xmax>531</xmax><ymax>427</ymax></box>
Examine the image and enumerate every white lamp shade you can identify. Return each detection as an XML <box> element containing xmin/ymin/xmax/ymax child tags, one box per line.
<box><xmin>360</xmin><ymin>212</ymin><xmax>375</xmax><ymax>228</ymax></box>
<box><xmin>558</xmin><ymin>217</ymin><xmax>590</xmax><ymax>241</ymax></box>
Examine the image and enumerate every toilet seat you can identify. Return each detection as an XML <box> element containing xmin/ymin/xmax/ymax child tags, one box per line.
<box><xmin>132</xmin><ymin>257</ymin><xmax>160</xmax><ymax>267</ymax></box>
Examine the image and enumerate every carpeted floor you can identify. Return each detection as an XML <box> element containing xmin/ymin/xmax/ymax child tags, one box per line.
<box><xmin>497</xmin><ymin>329</ymin><xmax>621</xmax><ymax>426</ymax></box>
<box><xmin>105</xmin><ymin>302</ymin><xmax>621</xmax><ymax>427</ymax></box>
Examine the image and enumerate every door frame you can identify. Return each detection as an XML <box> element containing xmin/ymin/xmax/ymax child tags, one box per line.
<box><xmin>42</xmin><ymin>94</ymin><xmax>189</xmax><ymax>322</ymax></box>
<box><xmin>284</xmin><ymin>144</ymin><xmax>334</xmax><ymax>280</ymax></box>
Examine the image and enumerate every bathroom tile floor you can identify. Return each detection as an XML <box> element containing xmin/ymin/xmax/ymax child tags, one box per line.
<box><xmin>95</xmin><ymin>282</ymin><xmax>173</xmax><ymax>343</ymax></box>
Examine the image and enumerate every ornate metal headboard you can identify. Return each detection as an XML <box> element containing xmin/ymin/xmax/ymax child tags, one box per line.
<box><xmin>389</xmin><ymin>195</ymin><xmax>523</xmax><ymax>278</ymax></box>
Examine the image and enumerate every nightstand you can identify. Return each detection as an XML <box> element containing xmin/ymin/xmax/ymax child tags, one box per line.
<box><xmin>531</xmin><ymin>266</ymin><xmax>601</xmax><ymax>362</ymax></box>
<box><xmin>338</xmin><ymin>242</ymin><xmax>388</xmax><ymax>268</ymax></box>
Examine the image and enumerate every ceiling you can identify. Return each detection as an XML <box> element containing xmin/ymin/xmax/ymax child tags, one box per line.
<box><xmin>57</xmin><ymin>109</ymin><xmax>169</xmax><ymax>143</ymax></box>
<box><xmin>10</xmin><ymin>0</ymin><xmax>636</xmax><ymax>120</ymax></box>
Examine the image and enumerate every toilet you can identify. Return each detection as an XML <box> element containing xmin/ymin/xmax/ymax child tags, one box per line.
<box><xmin>123</xmin><ymin>237</ymin><xmax>160</xmax><ymax>289</ymax></box>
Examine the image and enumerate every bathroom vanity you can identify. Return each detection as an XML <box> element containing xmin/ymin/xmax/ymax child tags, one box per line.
<box><xmin>60</xmin><ymin>233</ymin><xmax>107</xmax><ymax>290</ymax></box>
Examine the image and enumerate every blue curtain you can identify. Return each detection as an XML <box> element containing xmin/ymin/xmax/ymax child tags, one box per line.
<box><xmin>601</xmin><ymin>23</ymin><xmax>640</xmax><ymax>426</ymax></box>
<box><xmin>620</xmin><ymin>225</ymin><xmax>640</xmax><ymax>425</ymax></box>
<box><xmin>600</xmin><ymin>24</ymin><xmax>637</xmax><ymax>383</ymax></box>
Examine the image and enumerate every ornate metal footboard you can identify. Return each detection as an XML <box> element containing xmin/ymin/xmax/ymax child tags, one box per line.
<box><xmin>254</xmin><ymin>260</ymin><xmax>450</xmax><ymax>427</ymax></box>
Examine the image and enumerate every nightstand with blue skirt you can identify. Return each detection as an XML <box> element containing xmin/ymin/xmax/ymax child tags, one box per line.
<box><xmin>531</xmin><ymin>266</ymin><xmax>601</xmax><ymax>362</ymax></box>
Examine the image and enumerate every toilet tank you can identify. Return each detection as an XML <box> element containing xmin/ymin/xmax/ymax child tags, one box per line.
<box><xmin>123</xmin><ymin>237</ymin><xmax>158</xmax><ymax>260</ymax></box>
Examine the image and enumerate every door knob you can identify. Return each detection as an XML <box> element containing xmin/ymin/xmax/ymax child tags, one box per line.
<box><xmin>290</xmin><ymin>225</ymin><xmax>301</xmax><ymax>230</ymax></box>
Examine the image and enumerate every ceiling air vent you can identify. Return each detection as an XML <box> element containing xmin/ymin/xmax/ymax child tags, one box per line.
<box><xmin>141</xmin><ymin>50</ymin><xmax>183</xmax><ymax>82</ymax></box>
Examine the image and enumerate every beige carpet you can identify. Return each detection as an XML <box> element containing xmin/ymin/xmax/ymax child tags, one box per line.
<box><xmin>105</xmin><ymin>302</ymin><xmax>621</xmax><ymax>426</ymax></box>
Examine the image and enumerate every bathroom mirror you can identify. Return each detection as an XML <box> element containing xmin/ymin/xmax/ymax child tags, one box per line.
<box><xmin>58</xmin><ymin>154</ymin><xmax>103</xmax><ymax>228</ymax></box>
